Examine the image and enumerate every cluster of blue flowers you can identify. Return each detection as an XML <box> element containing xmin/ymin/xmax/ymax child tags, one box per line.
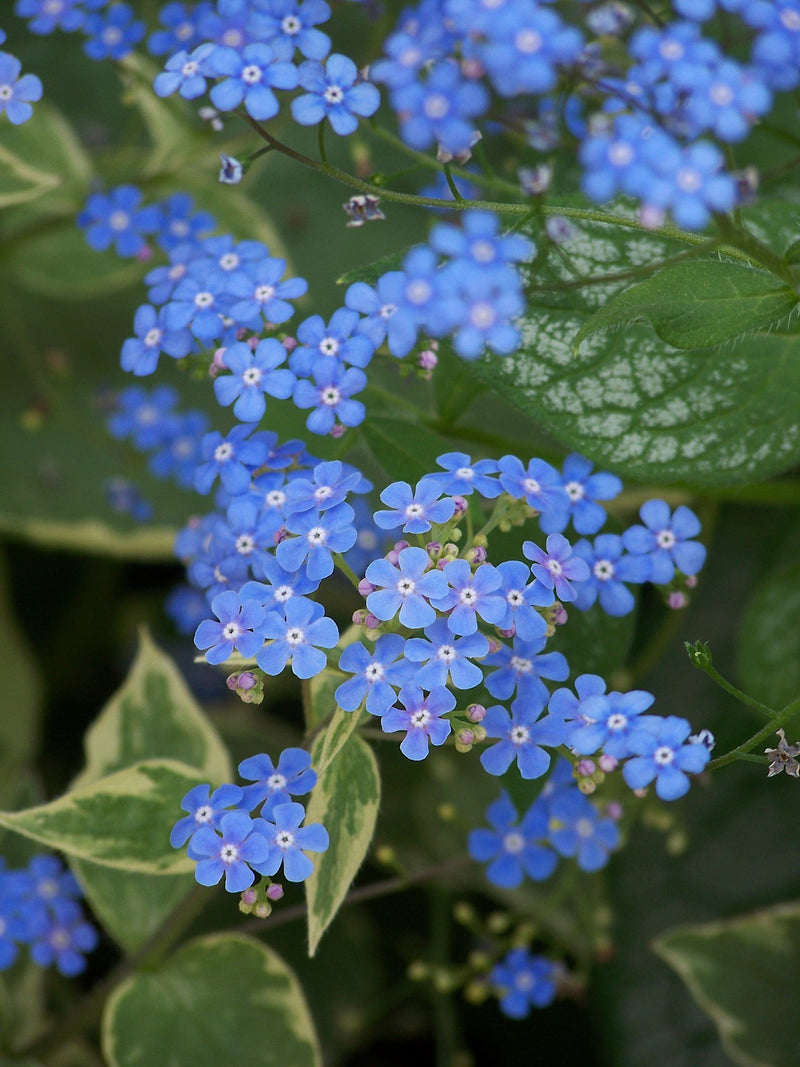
<box><xmin>14</xmin><ymin>0</ymin><xmax>146</xmax><ymax>62</ymax></box>
<box><xmin>370</xmin><ymin>0</ymin><xmax>794</xmax><ymax>230</ymax></box>
<box><xmin>0</xmin><ymin>855</ymin><xmax>98</xmax><ymax>976</ymax></box>
<box><xmin>171</xmin><ymin>747</ymin><xmax>328</xmax><ymax>893</ymax></box>
<box><xmin>0</xmin><ymin>27</ymin><xmax>42</xmax><ymax>125</ymax></box>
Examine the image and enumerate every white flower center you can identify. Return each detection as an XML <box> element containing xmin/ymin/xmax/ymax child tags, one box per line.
<box><xmin>515</xmin><ymin>28</ymin><xmax>542</xmax><ymax>53</ymax></box>
<box><xmin>424</xmin><ymin>92</ymin><xmax>450</xmax><ymax>119</ymax></box>
<box><xmin>109</xmin><ymin>209</ymin><xmax>130</xmax><ymax>231</ymax></box>
<box><xmin>282</xmin><ymin>14</ymin><xmax>301</xmax><ymax>34</ymax></box>
<box><xmin>781</xmin><ymin>9</ymin><xmax>800</xmax><ymax>31</ymax></box>
<box><xmin>564</xmin><ymin>480</ymin><xmax>584</xmax><ymax>501</ymax></box>
<box><xmin>609</xmin><ymin>142</ymin><xmax>634</xmax><ymax>168</ymax></box>
<box><xmin>676</xmin><ymin>167</ymin><xmax>702</xmax><ymax>193</ymax></box>
<box><xmin>593</xmin><ymin>559</ymin><xmax>614</xmax><ymax>581</ymax></box>
<box><xmin>456</xmin><ymin>466</ymin><xmax>474</xmax><ymax>481</ymax></box>
<box><xmin>222</xmin><ymin>28</ymin><xmax>244</xmax><ymax>47</ymax></box>
<box><xmin>324</xmin><ymin>85</ymin><xmax>345</xmax><ymax>104</ymax></box>
<box><xmin>236</xmin><ymin>534</ymin><xmax>255</xmax><ymax>554</ymax></box>
<box><xmin>243</xmin><ymin>367</ymin><xmax>262</xmax><ymax>386</ymax></box>
<box><xmin>274</xmin><ymin>584</ymin><xmax>293</xmax><ymax>603</ymax></box>
<box><xmin>607</xmin><ymin>713</ymin><xmax>628</xmax><ymax>732</ymax></box>
<box><xmin>223</xmin><ymin>622</ymin><xmax>241</xmax><ymax>641</ymax></box>
<box><xmin>266</xmin><ymin>490</ymin><xmax>286</xmax><ymax>508</ymax></box>
<box><xmin>503</xmin><ymin>831</ymin><xmax>525</xmax><ymax>854</ymax></box>
<box><xmin>659</xmin><ymin>39</ymin><xmax>684</xmax><ymax>61</ymax></box>
<box><xmin>510</xmin><ymin>655</ymin><xmax>532</xmax><ymax>674</ymax></box>
<box><xmin>470</xmin><ymin>302</ymin><xmax>496</xmax><ymax>329</ymax></box>
<box><xmin>268</xmin><ymin>773</ymin><xmax>287</xmax><ymax>791</ymax></box>
<box><xmin>220</xmin><ymin>843</ymin><xmax>239</xmax><ymax>863</ymax></box>
<box><xmin>459</xmin><ymin>588</ymin><xmax>477</xmax><ymax>605</ymax></box>
<box><xmin>219</xmin><ymin>253</ymin><xmax>240</xmax><ymax>271</ymax></box>
<box><xmin>407</xmin><ymin>280</ymin><xmax>431</xmax><ymax>305</ymax></box>
<box><xmin>507</xmin><ymin>589</ymin><xmax>523</xmax><ymax>606</ymax></box>
<box><xmin>546</xmin><ymin>559</ymin><xmax>563</xmax><ymax>576</ymax></box>
<box><xmin>410</xmin><ymin>708</ymin><xmax>431</xmax><ymax>728</ymax></box>
<box><xmin>194</xmin><ymin>291</ymin><xmax>214</xmax><ymax>309</ymax></box>
<box><xmin>286</xmin><ymin>627</ymin><xmax>305</xmax><ymax>646</ymax></box>
<box><xmin>576</xmin><ymin>817</ymin><xmax>594</xmax><ymax>838</ymax></box>
<box><xmin>405</xmin><ymin>503</ymin><xmax>424</xmax><ymax>518</ymax></box>
<box><xmin>656</xmin><ymin>529</ymin><xmax>676</xmax><ymax>549</ymax></box>
<box><xmin>307</xmin><ymin>526</ymin><xmax>327</xmax><ymax>546</ymax></box>
<box><xmin>319</xmin><ymin>337</ymin><xmax>339</xmax><ymax>357</ymax></box>
<box><xmin>379</xmin><ymin>302</ymin><xmax>396</xmax><ymax>319</ymax></box>
<box><xmin>195</xmin><ymin>804</ymin><xmax>213</xmax><ymax>823</ymax></box>
<box><xmin>37</xmin><ymin>878</ymin><xmax>59</xmax><ymax>898</ymax></box>
<box><xmin>314</xmin><ymin>485</ymin><xmax>333</xmax><ymax>501</ymax></box>
<box><xmin>510</xmin><ymin>724</ymin><xmax>530</xmax><ymax>745</ymax></box>
<box><xmin>397</xmin><ymin>578</ymin><xmax>416</xmax><ymax>597</ymax></box>
<box><xmin>181</xmin><ymin>60</ymin><xmax>199</xmax><ymax>77</ymax></box>
<box><xmin>522</xmin><ymin>477</ymin><xmax>540</xmax><ymax>495</ymax></box>
<box><xmin>103</xmin><ymin>27</ymin><xmax>123</xmax><ymax>46</ymax></box>
<box><xmin>471</xmin><ymin>240</ymin><xmax>495</xmax><ymax>264</ymax></box>
<box><xmin>276</xmin><ymin>831</ymin><xmax>295</xmax><ymax>849</ymax></box>
<box><xmin>255</xmin><ymin>285</ymin><xmax>275</xmax><ymax>303</ymax></box>
<box><xmin>366</xmin><ymin>661</ymin><xmax>385</xmax><ymax>681</ymax></box>
<box><xmin>709</xmin><ymin>82</ymin><xmax>734</xmax><ymax>107</ymax></box>
<box><xmin>242</xmin><ymin>64</ymin><xmax>263</xmax><ymax>85</ymax></box>
<box><xmin>144</xmin><ymin>328</ymin><xmax>162</xmax><ymax>347</ymax></box>
<box><xmin>214</xmin><ymin>442</ymin><xmax>234</xmax><ymax>462</ymax></box>
<box><xmin>321</xmin><ymin>387</ymin><xmax>341</xmax><ymax>406</ymax></box>
<box><xmin>654</xmin><ymin>745</ymin><xmax>675</xmax><ymax>766</ymax></box>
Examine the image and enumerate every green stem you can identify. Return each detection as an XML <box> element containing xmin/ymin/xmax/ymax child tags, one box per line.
<box><xmin>442</xmin><ymin>162</ymin><xmax>463</xmax><ymax>201</ymax></box>
<box><xmin>692</xmin><ymin>658</ymin><xmax>776</xmax><ymax>721</ymax></box>
<box><xmin>317</xmin><ymin>121</ymin><xmax>327</xmax><ymax>164</ymax></box>
<box><xmin>333</xmin><ymin>552</ymin><xmax>361</xmax><ymax>592</ymax></box>
<box><xmin>240</xmin><ymin>855</ymin><xmax>472</xmax><ymax>934</ymax></box>
<box><xmin>708</xmin><ymin>695</ymin><xmax>800</xmax><ymax>771</ymax></box>
<box><xmin>714</xmin><ymin>214</ymin><xmax>798</xmax><ymax>285</ymax></box>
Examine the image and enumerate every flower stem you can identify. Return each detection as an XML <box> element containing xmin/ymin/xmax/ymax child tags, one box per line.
<box><xmin>708</xmin><ymin>695</ymin><xmax>800</xmax><ymax>770</ymax></box>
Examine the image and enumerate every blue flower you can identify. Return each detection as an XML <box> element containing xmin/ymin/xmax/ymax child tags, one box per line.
<box><xmin>547</xmin><ymin>673</ymin><xmax>608</xmax><ymax>726</ymax></box>
<box><xmin>252</xmin><ymin>802</ymin><xmax>329</xmax><ymax>882</ymax></box>
<box><xmin>120</xmin><ymin>304</ymin><xmax>194</xmax><ymax>376</ymax></box>
<box><xmin>214</xmin><ymin>339</ymin><xmax>296</xmax><ymax>422</ymax></box>
<box><xmin>391</xmin><ymin>59</ymin><xmax>488</xmax><ymax>156</ymax></box>
<box><xmin>257</xmin><ymin>596</ymin><xmax>338</xmax><ymax>678</ymax></box>
<box><xmin>276</xmin><ymin>501</ymin><xmax>357</xmax><ymax>580</ymax></box>
<box><xmin>292</xmin><ymin>362</ymin><xmax>367</xmax><ymax>435</ymax></box>
<box><xmin>148</xmin><ymin>2</ymin><xmax>206</xmax><ymax>56</ymax></box>
<box><xmin>571</xmin><ymin>534</ymin><xmax>651</xmax><ymax>616</ymax></box>
<box><xmin>485</xmin><ymin>634</ymin><xmax>569</xmax><ymax>703</ymax></box>
<box><xmin>469</xmin><ymin>791</ymin><xmax>556</xmax><ymax>888</ymax></box>
<box><xmin>475</xmin><ymin>2</ymin><xmax>584</xmax><ymax>98</ymax></box>
<box><xmin>494</xmin><ymin>560</ymin><xmax>551</xmax><ymax>641</ymax></box>
<box><xmin>194</xmin><ymin>589</ymin><xmax>267</xmax><ymax>664</ymax></box>
<box><xmin>424</xmin><ymin>452</ymin><xmax>502</xmax><ymax>498</ymax></box>
<box><xmin>0</xmin><ymin>51</ymin><xmax>42</xmax><ymax>126</ymax></box>
<box><xmin>558</xmin><ymin>453</ymin><xmax>623</xmax><ymax>535</ymax></box>
<box><xmin>523</xmin><ymin>534</ymin><xmax>590</xmax><ymax>604</ymax></box>
<box><xmin>78</xmin><ymin>185</ymin><xmax>159</xmax><ymax>258</ymax></box>
<box><xmin>345</xmin><ymin>271</ymin><xmax>410</xmax><ymax>356</ymax></box>
<box><xmin>154</xmin><ymin>192</ymin><xmax>216</xmax><ymax>253</ymax></box>
<box><xmin>291</xmin><ymin>53</ymin><xmax>380</xmax><ymax>135</ymax></box>
<box><xmin>194</xmin><ymin>425</ymin><xmax>268</xmax><ymax>496</ymax></box>
<box><xmin>170</xmin><ymin>783</ymin><xmax>245</xmax><ymax>847</ymax></box>
<box><xmin>206</xmin><ymin>42</ymin><xmax>299</xmax><ymax>120</ymax></box>
<box><xmin>16</xmin><ymin>0</ymin><xmax>86</xmax><ymax>34</ymax></box>
<box><xmin>490</xmin><ymin>949</ymin><xmax>557</xmax><ymax>1018</ymax></box>
<box><xmin>365</xmin><ymin>546</ymin><xmax>449</xmax><ymax>628</ymax></box>
<box><xmin>567</xmin><ymin>689</ymin><xmax>655</xmax><ymax>759</ymax></box>
<box><xmin>335</xmin><ymin>633</ymin><xmax>415</xmax><ymax>715</ymax></box>
<box><xmin>497</xmin><ymin>455</ymin><xmax>571</xmax><ymax>534</ymax></box>
<box><xmin>165</xmin><ymin>274</ymin><xmax>232</xmax><ymax>345</ymax></box>
<box><xmin>405</xmin><ymin>618</ymin><xmax>487</xmax><ymax>690</ymax></box>
<box><xmin>249</xmin><ymin>0</ymin><xmax>332</xmax><ymax>62</ymax></box>
<box><xmin>429</xmin><ymin>210</ymin><xmax>533</xmax><ymax>271</ymax></box>
<box><xmin>149</xmin><ymin>410</ymin><xmax>208</xmax><ymax>488</ymax></box>
<box><xmin>188</xmin><ymin>810</ymin><xmax>271</xmax><ymax>893</ymax></box>
<box><xmin>284</xmin><ymin>460</ymin><xmax>362</xmax><ymax>515</ymax></box>
<box><xmin>107</xmin><ymin>385</ymin><xmax>179</xmax><ymax>449</ymax></box>
<box><xmin>237</xmin><ymin>748</ymin><xmax>317</xmax><ymax>817</ymax></box>
<box><xmin>374</xmin><ymin>478</ymin><xmax>455</xmax><ymax>535</ymax></box>
<box><xmin>29</xmin><ymin>902</ymin><xmax>99</xmax><ymax>976</ymax></box>
<box><xmin>83</xmin><ymin>4</ymin><xmax>145</xmax><ymax>61</ymax></box>
<box><xmin>289</xmin><ymin>308</ymin><xmax>375</xmax><ymax>377</ymax></box>
<box><xmin>227</xmin><ymin>256</ymin><xmax>308</xmax><ymax>327</ymax></box>
<box><xmin>622</xmin><ymin>715</ymin><xmax>711</xmax><ymax>800</ymax></box>
<box><xmin>448</xmin><ymin>266</ymin><xmax>526</xmax><ymax>360</ymax></box>
<box><xmin>380</xmin><ymin>684</ymin><xmax>454</xmax><ymax>760</ymax></box>
<box><xmin>154</xmin><ymin>44</ymin><xmax>215</xmax><ymax>99</ymax></box>
<box><xmin>546</xmin><ymin>788</ymin><xmax>620</xmax><ymax>871</ymax></box>
<box><xmin>622</xmin><ymin>500</ymin><xmax>706</xmax><ymax>584</ymax></box>
<box><xmin>480</xmin><ymin>699</ymin><xmax>565</xmax><ymax>779</ymax></box>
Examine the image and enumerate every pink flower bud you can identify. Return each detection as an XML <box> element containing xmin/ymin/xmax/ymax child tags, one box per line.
<box><xmin>364</xmin><ymin>613</ymin><xmax>380</xmax><ymax>629</ymax></box>
<box><xmin>274</xmin><ymin>526</ymin><xmax>289</xmax><ymax>545</ymax></box>
<box><xmin>418</xmin><ymin>348</ymin><xmax>438</xmax><ymax>370</ymax></box>
<box><xmin>330</xmin><ymin>424</ymin><xmax>345</xmax><ymax>438</ymax></box>
<box><xmin>598</xmin><ymin>754</ymin><xmax>618</xmax><ymax>773</ymax></box>
<box><xmin>282</xmin><ymin>336</ymin><xmax>298</xmax><ymax>352</ymax></box>
<box><xmin>266</xmin><ymin>883</ymin><xmax>284</xmax><ymax>901</ymax></box>
<box><xmin>576</xmin><ymin>759</ymin><xmax>596</xmax><ymax>777</ymax></box>
<box><xmin>241</xmin><ymin>888</ymin><xmax>258</xmax><ymax>905</ymax></box>
<box><xmin>606</xmin><ymin>801</ymin><xmax>623</xmax><ymax>821</ymax></box>
<box><xmin>452</xmin><ymin>495</ymin><xmax>468</xmax><ymax>515</ymax></box>
<box><xmin>668</xmin><ymin>591</ymin><xmax>688</xmax><ymax>610</ymax></box>
<box><xmin>352</xmin><ymin>609</ymin><xmax>368</xmax><ymax>625</ymax></box>
<box><xmin>467</xmin><ymin>703</ymin><xmax>486</xmax><ymax>723</ymax></box>
<box><xmin>685</xmin><ymin>574</ymin><xmax>698</xmax><ymax>588</ymax></box>
<box><xmin>457</xmin><ymin>729</ymin><xmax>475</xmax><ymax>747</ymax></box>
<box><xmin>358</xmin><ymin>578</ymin><xmax>376</xmax><ymax>597</ymax></box>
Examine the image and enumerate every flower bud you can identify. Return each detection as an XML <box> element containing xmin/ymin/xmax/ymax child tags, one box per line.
<box><xmin>576</xmin><ymin>759</ymin><xmax>596</xmax><ymax>777</ymax></box>
<box><xmin>358</xmin><ymin>578</ymin><xmax>376</xmax><ymax>597</ymax></box>
<box><xmin>598</xmin><ymin>754</ymin><xmax>618</xmax><ymax>773</ymax></box>
<box><xmin>364</xmin><ymin>613</ymin><xmax>381</xmax><ymax>630</ymax></box>
<box><xmin>466</xmin><ymin>703</ymin><xmax>486</xmax><ymax>723</ymax></box>
<box><xmin>452</xmin><ymin>495</ymin><xmax>468</xmax><ymax>516</ymax></box>
<box><xmin>330</xmin><ymin>424</ymin><xmax>345</xmax><ymax>438</ymax></box>
<box><xmin>266</xmin><ymin>883</ymin><xmax>284</xmax><ymax>902</ymax></box>
<box><xmin>254</xmin><ymin>901</ymin><xmax>272</xmax><ymax>919</ymax></box>
<box><xmin>578</xmin><ymin>777</ymin><xmax>596</xmax><ymax>795</ymax></box>
<box><xmin>606</xmin><ymin>801</ymin><xmax>623</xmax><ymax>821</ymax></box>
<box><xmin>455</xmin><ymin>728</ymin><xmax>475</xmax><ymax>752</ymax></box>
<box><xmin>667</xmin><ymin>591</ymin><xmax>688</xmax><ymax>609</ymax></box>
<box><xmin>465</xmin><ymin>544</ymin><xmax>487</xmax><ymax>564</ymax></box>
<box><xmin>418</xmin><ymin>348</ymin><xmax>438</xmax><ymax>370</ymax></box>
<box><xmin>282</xmin><ymin>335</ymin><xmax>298</xmax><ymax>352</ymax></box>
<box><xmin>352</xmin><ymin>608</ymin><xmax>368</xmax><ymax>625</ymax></box>
<box><xmin>685</xmin><ymin>574</ymin><xmax>698</xmax><ymax>588</ymax></box>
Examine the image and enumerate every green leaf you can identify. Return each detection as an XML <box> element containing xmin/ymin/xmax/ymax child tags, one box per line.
<box><xmin>574</xmin><ymin>260</ymin><xmax>798</xmax><ymax>352</ymax></box>
<box><xmin>653</xmin><ymin>901</ymin><xmax>800</xmax><ymax>1067</ymax></box>
<box><xmin>738</xmin><ymin>560</ymin><xmax>800</xmax><ymax>711</ymax></box>
<box><xmin>73</xmin><ymin>627</ymin><xmax>232</xmax><ymax>789</ymax></box>
<box><xmin>305</xmin><ymin>733</ymin><xmax>380</xmax><ymax>956</ymax></box>
<box><xmin>0</xmin><ymin>759</ymin><xmax>205</xmax><ymax>874</ymax></box>
<box><xmin>102</xmin><ymin>933</ymin><xmax>321</xmax><ymax>1067</ymax></box>
<box><xmin>0</xmin><ymin>951</ymin><xmax>46</xmax><ymax>1054</ymax></box>
<box><xmin>0</xmin><ymin>141</ymin><xmax>60</xmax><ymax>209</ymax></box>
<box><xmin>466</xmin><ymin>203</ymin><xmax>800</xmax><ymax>486</ymax></box>
<box><xmin>68</xmin><ymin>629</ymin><xmax>232</xmax><ymax>951</ymax></box>
<box><xmin>360</xmin><ymin>415</ymin><xmax>456</xmax><ymax>483</ymax></box>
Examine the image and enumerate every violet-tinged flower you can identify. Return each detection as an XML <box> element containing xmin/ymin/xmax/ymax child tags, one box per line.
<box><xmin>207</xmin><ymin>42</ymin><xmax>299</xmax><ymax>120</ymax></box>
<box><xmin>485</xmin><ymin>634</ymin><xmax>569</xmax><ymax>704</ymax></box>
<box><xmin>276</xmin><ymin>501</ymin><xmax>356</xmax><ymax>581</ymax></box>
<box><xmin>572</xmin><ymin>534</ymin><xmax>651</xmax><ymax>616</ymax></box>
<box><xmin>194</xmin><ymin>589</ymin><xmax>267</xmax><ymax>665</ymax></box>
<box><xmin>423</xmin><ymin>452</ymin><xmax>502</xmax><ymax>499</ymax></box>
<box><xmin>194</xmin><ymin>425</ymin><xmax>268</xmax><ymax>496</ymax></box>
<box><xmin>559</xmin><ymin>453</ymin><xmax>623</xmax><ymax>535</ymax></box>
<box><xmin>380</xmin><ymin>683</ymin><xmax>454</xmax><ymax>760</ymax></box>
<box><xmin>546</xmin><ymin>788</ymin><xmax>619</xmax><ymax>871</ymax></box>
<box><xmin>0</xmin><ymin>51</ymin><xmax>42</xmax><ymax>125</ymax></box>
<box><xmin>494</xmin><ymin>560</ymin><xmax>551</xmax><ymax>641</ymax></box>
<box><xmin>429</xmin><ymin>559</ymin><xmax>507</xmax><ymax>636</ymax></box>
<box><xmin>523</xmin><ymin>534</ymin><xmax>590</xmax><ymax>604</ymax></box>
<box><xmin>568</xmin><ymin>689</ymin><xmax>655</xmax><ymax>759</ymax></box>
